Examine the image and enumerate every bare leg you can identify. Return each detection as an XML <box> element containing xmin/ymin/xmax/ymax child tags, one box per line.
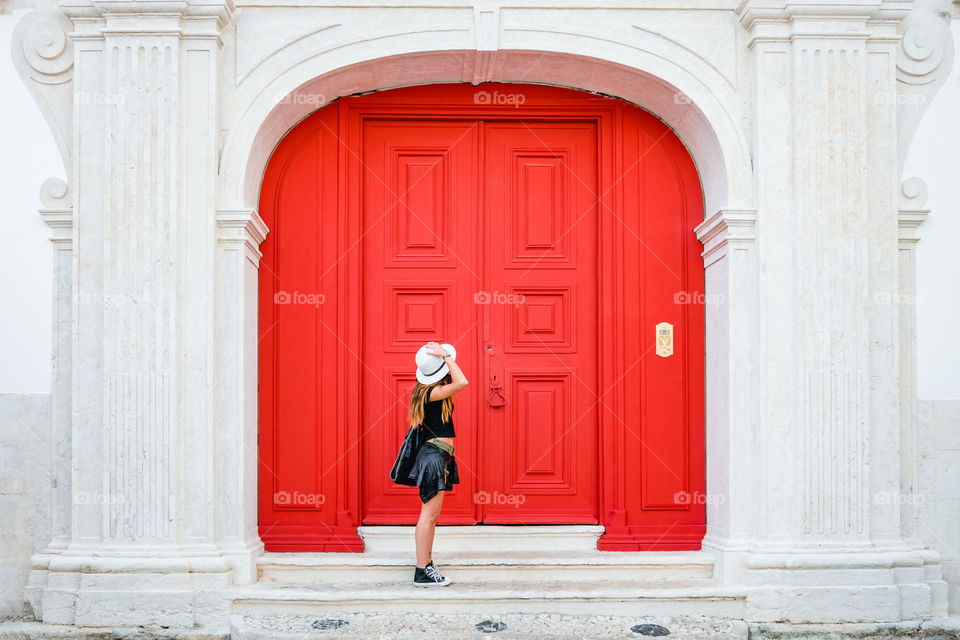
<box><xmin>415</xmin><ymin>490</ymin><xmax>444</xmax><ymax>567</ymax></box>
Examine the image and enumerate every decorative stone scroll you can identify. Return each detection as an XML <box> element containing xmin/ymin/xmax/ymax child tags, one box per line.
<box><xmin>11</xmin><ymin>10</ymin><xmax>74</xmax><ymax>170</ymax></box>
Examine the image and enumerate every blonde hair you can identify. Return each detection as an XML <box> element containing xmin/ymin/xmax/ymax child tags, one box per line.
<box><xmin>408</xmin><ymin>375</ymin><xmax>454</xmax><ymax>428</ymax></box>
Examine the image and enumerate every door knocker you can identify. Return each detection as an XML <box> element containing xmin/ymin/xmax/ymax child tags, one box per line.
<box><xmin>487</xmin><ymin>375</ymin><xmax>506</xmax><ymax>407</ymax></box>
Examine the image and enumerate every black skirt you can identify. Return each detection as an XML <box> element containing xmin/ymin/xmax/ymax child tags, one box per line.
<box><xmin>408</xmin><ymin>441</ymin><xmax>460</xmax><ymax>504</ymax></box>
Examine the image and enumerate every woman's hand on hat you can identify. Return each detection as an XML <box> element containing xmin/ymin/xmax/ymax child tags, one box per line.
<box><xmin>425</xmin><ymin>341</ymin><xmax>447</xmax><ymax>357</ymax></box>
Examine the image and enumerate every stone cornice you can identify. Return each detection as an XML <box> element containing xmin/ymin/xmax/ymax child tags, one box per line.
<box><xmin>216</xmin><ymin>209</ymin><xmax>269</xmax><ymax>263</ymax></box>
<box><xmin>62</xmin><ymin>0</ymin><xmax>236</xmax><ymax>27</ymax></box>
<box><xmin>736</xmin><ymin>0</ymin><xmax>911</xmax><ymax>43</ymax></box>
<box><xmin>694</xmin><ymin>208</ymin><xmax>758</xmax><ymax>267</ymax></box>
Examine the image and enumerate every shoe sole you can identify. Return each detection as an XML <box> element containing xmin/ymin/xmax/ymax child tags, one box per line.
<box><xmin>413</xmin><ymin>578</ymin><xmax>453</xmax><ymax>587</ymax></box>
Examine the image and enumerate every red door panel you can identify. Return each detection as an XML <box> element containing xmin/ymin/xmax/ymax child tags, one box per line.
<box><xmin>598</xmin><ymin>105</ymin><xmax>706</xmax><ymax>549</ymax></box>
<box><xmin>481</xmin><ymin>123</ymin><xmax>599</xmax><ymax>523</ymax></box>
<box><xmin>360</xmin><ymin>121</ymin><xmax>481</xmax><ymax>524</ymax></box>
<box><xmin>258</xmin><ymin>107</ymin><xmax>362</xmax><ymax>550</ymax></box>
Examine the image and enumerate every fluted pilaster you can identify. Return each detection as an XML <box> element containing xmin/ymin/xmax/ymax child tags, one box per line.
<box><xmin>728</xmin><ymin>0</ymin><xmax>945</xmax><ymax>622</ymax></box>
<box><xmin>24</xmin><ymin>0</ymin><xmax>241</xmax><ymax>629</ymax></box>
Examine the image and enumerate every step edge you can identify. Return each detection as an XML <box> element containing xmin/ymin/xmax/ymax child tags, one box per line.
<box><xmin>259</xmin><ymin>551</ymin><xmax>717</xmax><ymax>564</ymax></box>
<box><xmin>231</xmin><ymin>586</ymin><xmax>747</xmax><ymax>601</ymax></box>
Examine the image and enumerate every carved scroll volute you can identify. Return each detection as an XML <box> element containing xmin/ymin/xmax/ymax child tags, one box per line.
<box><xmin>11</xmin><ymin>10</ymin><xmax>74</xmax><ymax>172</ymax></box>
<box><xmin>897</xmin><ymin>7</ymin><xmax>952</xmax><ymax>86</ymax></box>
<box><xmin>895</xmin><ymin>4</ymin><xmax>954</xmax><ymax>176</ymax></box>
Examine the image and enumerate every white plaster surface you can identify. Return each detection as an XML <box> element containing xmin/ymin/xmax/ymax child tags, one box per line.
<box><xmin>919</xmin><ymin>399</ymin><xmax>960</xmax><ymax>615</ymax></box>
<box><xmin>0</xmin><ymin>393</ymin><xmax>50</xmax><ymax>620</ymax></box>
<box><xmin>909</xmin><ymin>20</ymin><xmax>960</xmax><ymax>401</ymax></box>
<box><xmin>0</xmin><ymin>9</ymin><xmax>62</xmax><ymax>394</ymax></box>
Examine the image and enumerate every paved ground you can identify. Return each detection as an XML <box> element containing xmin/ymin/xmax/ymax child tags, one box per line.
<box><xmin>1</xmin><ymin>615</ymin><xmax>958</xmax><ymax>639</ymax></box>
<box><xmin>236</xmin><ymin>612</ymin><xmax>749</xmax><ymax>640</ymax></box>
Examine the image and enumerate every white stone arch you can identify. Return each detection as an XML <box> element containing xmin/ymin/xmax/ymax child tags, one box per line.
<box><xmin>217</xmin><ymin>36</ymin><xmax>756</xmax><ymax>560</ymax></box>
<box><xmin>218</xmin><ymin>39</ymin><xmax>753</xmax><ymax>219</ymax></box>
<box><xmin>214</xmin><ymin>35</ymin><xmax>757</xmax><ymax>566</ymax></box>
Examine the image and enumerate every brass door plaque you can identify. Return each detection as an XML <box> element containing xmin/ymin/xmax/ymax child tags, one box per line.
<box><xmin>656</xmin><ymin>322</ymin><xmax>674</xmax><ymax>357</ymax></box>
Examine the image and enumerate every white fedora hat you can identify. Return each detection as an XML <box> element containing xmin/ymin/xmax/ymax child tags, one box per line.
<box><xmin>415</xmin><ymin>343</ymin><xmax>457</xmax><ymax>384</ymax></box>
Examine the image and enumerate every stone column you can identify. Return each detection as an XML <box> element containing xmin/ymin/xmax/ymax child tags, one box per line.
<box><xmin>39</xmin><ymin>179</ymin><xmax>74</xmax><ymax>558</ymax></box>
<box><xmin>694</xmin><ymin>208</ymin><xmax>760</xmax><ymax>554</ymax></box>
<box><xmin>214</xmin><ymin>209</ymin><xmax>268</xmax><ymax>585</ymax></box>
<box><xmin>727</xmin><ymin>0</ymin><xmax>944</xmax><ymax>622</ymax></box>
<box><xmin>897</xmin><ymin>178</ymin><xmax>949</xmax><ymax>616</ymax></box>
<box><xmin>24</xmin><ymin>0</ymin><xmax>251</xmax><ymax>629</ymax></box>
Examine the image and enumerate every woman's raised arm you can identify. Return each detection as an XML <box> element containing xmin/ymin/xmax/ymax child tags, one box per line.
<box><xmin>425</xmin><ymin>341</ymin><xmax>468</xmax><ymax>400</ymax></box>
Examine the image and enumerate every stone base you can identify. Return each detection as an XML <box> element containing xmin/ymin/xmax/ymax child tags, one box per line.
<box><xmin>749</xmin><ymin>618</ymin><xmax>960</xmax><ymax>640</ymax></box>
<box><xmin>24</xmin><ymin>548</ymin><xmax>259</xmax><ymax>631</ymax></box>
<box><xmin>0</xmin><ymin>622</ymin><xmax>227</xmax><ymax>639</ymax></box>
<box><xmin>709</xmin><ymin>547</ymin><xmax>951</xmax><ymax>623</ymax></box>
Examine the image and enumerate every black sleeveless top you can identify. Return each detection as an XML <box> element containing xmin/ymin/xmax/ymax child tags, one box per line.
<box><xmin>419</xmin><ymin>386</ymin><xmax>455</xmax><ymax>438</ymax></box>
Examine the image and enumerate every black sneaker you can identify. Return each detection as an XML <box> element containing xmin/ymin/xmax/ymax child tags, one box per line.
<box><xmin>413</xmin><ymin>560</ymin><xmax>452</xmax><ymax>587</ymax></box>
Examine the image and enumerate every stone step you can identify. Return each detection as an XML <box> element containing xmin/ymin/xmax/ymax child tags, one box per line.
<box><xmin>231</xmin><ymin>580</ymin><xmax>747</xmax><ymax>618</ymax></box>
<box><xmin>258</xmin><ymin>549</ymin><xmax>717</xmax><ymax>584</ymax></box>
<box><xmin>356</xmin><ymin>524</ymin><xmax>605</xmax><ymax>554</ymax></box>
<box><xmin>231</xmin><ymin>612</ymin><xmax>750</xmax><ymax>640</ymax></box>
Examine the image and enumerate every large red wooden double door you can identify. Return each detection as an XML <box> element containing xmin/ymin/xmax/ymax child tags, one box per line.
<box><xmin>360</xmin><ymin>120</ymin><xmax>599</xmax><ymax>524</ymax></box>
<box><xmin>258</xmin><ymin>84</ymin><xmax>705</xmax><ymax>551</ymax></box>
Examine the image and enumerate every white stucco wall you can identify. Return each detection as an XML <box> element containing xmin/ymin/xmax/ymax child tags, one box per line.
<box><xmin>910</xmin><ymin>20</ymin><xmax>960</xmax><ymax>401</ymax></box>
<box><xmin>0</xmin><ymin>0</ymin><xmax>957</xmax><ymax>626</ymax></box>
<box><xmin>0</xmin><ymin>8</ymin><xmax>61</xmax><ymax>619</ymax></box>
<box><xmin>0</xmin><ymin>9</ymin><xmax>61</xmax><ymax>394</ymax></box>
<box><xmin>0</xmin><ymin>9</ymin><xmax>952</xmax><ymax>402</ymax></box>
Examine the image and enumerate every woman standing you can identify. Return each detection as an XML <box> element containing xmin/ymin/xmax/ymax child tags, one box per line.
<box><xmin>406</xmin><ymin>341</ymin><xmax>468</xmax><ymax>586</ymax></box>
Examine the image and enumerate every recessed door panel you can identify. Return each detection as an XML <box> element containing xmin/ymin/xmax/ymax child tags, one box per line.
<box><xmin>360</xmin><ymin>121</ymin><xmax>481</xmax><ymax>524</ymax></box>
<box><xmin>480</xmin><ymin>123</ymin><xmax>599</xmax><ymax>523</ymax></box>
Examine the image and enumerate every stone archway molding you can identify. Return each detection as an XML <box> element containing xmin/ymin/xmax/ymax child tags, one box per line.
<box><xmin>220</xmin><ymin>46</ymin><xmax>753</xmax><ymax>221</ymax></box>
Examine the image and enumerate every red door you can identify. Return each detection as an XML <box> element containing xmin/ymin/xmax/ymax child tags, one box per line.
<box><xmin>360</xmin><ymin>120</ymin><xmax>482</xmax><ymax>523</ymax></box>
<box><xmin>479</xmin><ymin>123</ymin><xmax>598</xmax><ymax>523</ymax></box>
<box><xmin>360</xmin><ymin>119</ymin><xmax>599</xmax><ymax>524</ymax></box>
<box><xmin>258</xmin><ymin>83</ymin><xmax>705</xmax><ymax>551</ymax></box>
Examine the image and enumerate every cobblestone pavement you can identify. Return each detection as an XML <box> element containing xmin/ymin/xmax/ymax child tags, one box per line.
<box><xmin>237</xmin><ymin>612</ymin><xmax>749</xmax><ymax>640</ymax></box>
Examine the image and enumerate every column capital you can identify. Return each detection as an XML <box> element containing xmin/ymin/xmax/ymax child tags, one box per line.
<box><xmin>62</xmin><ymin>0</ymin><xmax>236</xmax><ymax>30</ymax></box>
<box><xmin>694</xmin><ymin>208</ymin><xmax>758</xmax><ymax>268</ymax></box>
<box><xmin>736</xmin><ymin>0</ymin><xmax>910</xmax><ymax>44</ymax></box>
<box><xmin>38</xmin><ymin>177</ymin><xmax>73</xmax><ymax>243</ymax></box>
<box><xmin>217</xmin><ymin>209</ymin><xmax>270</xmax><ymax>265</ymax></box>
<box><xmin>898</xmin><ymin>177</ymin><xmax>930</xmax><ymax>243</ymax></box>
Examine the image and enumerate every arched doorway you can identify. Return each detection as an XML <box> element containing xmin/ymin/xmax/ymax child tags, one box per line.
<box><xmin>257</xmin><ymin>83</ymin><xmax>705</xmax><ymax>551</ymax></box>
